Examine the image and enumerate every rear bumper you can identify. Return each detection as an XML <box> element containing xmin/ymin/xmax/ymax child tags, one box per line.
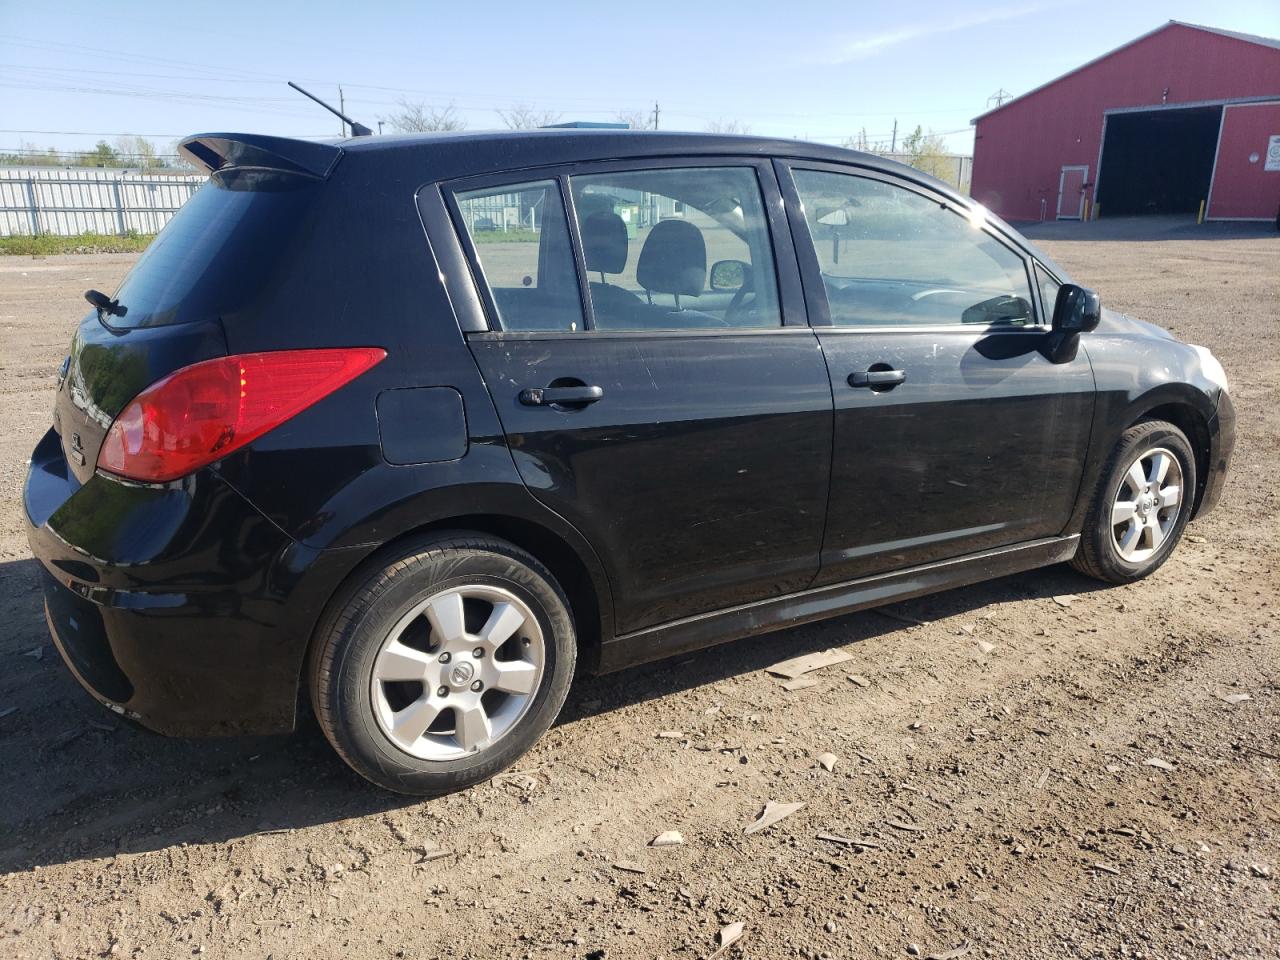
<box><xmin>24</xmin><ymin>427</ymin><xmax>362</xmax><ymax>737</ymax></box>
<box><xmin>1196</xmin><ymin>390</ymin><xmax>1235</xmax><ymax>517</ymax></box>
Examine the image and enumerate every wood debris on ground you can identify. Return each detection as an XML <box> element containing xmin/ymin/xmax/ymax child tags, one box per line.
<box><xmin>780</xmin><ymin>676</ymin><xmax>820</xmax><ymax>692</ymax></box>
<box><xmin>886</xmin><ymin>818</ymin><xmax>924</xmax><ymax>833</ymax></box>
<box><xmin>413</xmin><ymin>846</ymin><xmax>450</xmax><ymax>865</ymax></box>
<box><xmin>707</xmin><ymin>920</ymin><xmax>745</xmax><ymax>959</ymax></box>
<box><xmin>817</xmin><ymin>831</ymin><xmax>881</xmax><ymax>850</ymax></box>
<box><xmin>766</xmin><ymin>649</ymin><xmax>852</xmax><ymax>680</ymax></box>
<box><xmin>650</xmin><ymin>831</ymin><xmax>684</xmax><ymax>847</ymax></box>
<box><xmin>847</xmin><ymin>674</ymin><xmax>872</xmax><ymax>687</ymax></box>
<box><xmin>1145</xmin><ymin>757</ymin><xmax>1177</xmax><ymax>771</ymax></box>
<box><xmin>744</xmin><ymin>801</ymin><xmax>805</xmax><ymax>835</ymax></box>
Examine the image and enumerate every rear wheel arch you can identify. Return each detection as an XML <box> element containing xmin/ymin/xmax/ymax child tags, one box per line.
<box><xmin>300</xmin><ymin>513</ymin><xmax>611</xmax><ymax>707</ymax></box>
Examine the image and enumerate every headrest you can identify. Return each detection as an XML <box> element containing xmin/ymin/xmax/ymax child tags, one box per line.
<box><xmin>636</xmin><ymin>219</ymin><xmax>706</xmax><ymax>298</ymax></box>
<box><xmin>580</xmin><ymin>211</ymin><xmax>628</xmax><ymax>275</ymax></box>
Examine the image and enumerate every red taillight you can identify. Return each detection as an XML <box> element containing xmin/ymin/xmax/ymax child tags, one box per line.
<box><xmin>97</xmin><ymin>347</ymin><xmax>386</xmax><ymax>483</ymax></box>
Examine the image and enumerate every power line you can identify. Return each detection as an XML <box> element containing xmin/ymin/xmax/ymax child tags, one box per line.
<box><xmin>0</xmin><ymin>49</ymin><xmax>983</xmax><ymax>124</ymax></box>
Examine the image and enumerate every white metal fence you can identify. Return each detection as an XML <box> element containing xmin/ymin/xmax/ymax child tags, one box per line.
<box><xmin>0</xmin><ymin>168</ymin><xmax>205</xmax><ymax>237</ymax></box>
<box><xmin>875</xmin><ymin>153</ymin><xmax>973</xmax><ymax>193</ymax></box>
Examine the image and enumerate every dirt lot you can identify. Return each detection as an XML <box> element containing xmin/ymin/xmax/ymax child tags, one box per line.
<box><xmin>0</xmin><ymin>233</ymin><xmax>1276</xmax><ymax>960</ymax></box>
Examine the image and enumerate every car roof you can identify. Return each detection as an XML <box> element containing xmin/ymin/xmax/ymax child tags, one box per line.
<box><xmin>336</xmin><ymin>128</ymin><xmax>891</xmax><ymax>179</ymax></box>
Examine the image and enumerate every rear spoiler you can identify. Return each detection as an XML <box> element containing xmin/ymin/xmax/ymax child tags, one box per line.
<box><xmin>178</xmin><ymin>133</ymin><xmax>342</xmax><ymax>180</ymax></box>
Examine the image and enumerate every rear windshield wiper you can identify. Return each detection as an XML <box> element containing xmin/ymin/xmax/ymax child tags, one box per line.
<box><xmin>85</xmin><ymin>288</ymin><xmax>127</xmax><ymax>326</ymax></box>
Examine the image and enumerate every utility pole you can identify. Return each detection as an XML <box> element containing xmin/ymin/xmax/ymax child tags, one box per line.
<box><xmin>890</xmin><ymin>119</ymin><xmax>897</xmax><ymax>153</ymax></box>
<box><xmin>651</xmin><ymin>101</ymin><xmax>660</xmax><ymax>130</ymax></box>
<box><xmin>338</xmin><ymin>85</ymin><xmax>348</xmax><ymax>137</ymax></box>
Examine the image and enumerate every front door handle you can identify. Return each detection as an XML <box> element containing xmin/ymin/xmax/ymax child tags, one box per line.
<box><xmin>848</xmin><ymin>368</ymin><xmax>906</xmax><ymax>389</ymax></box>
<box><xmin>519</xmin><ymin>385</ymin><xmax>604</xmax><ymax>406</ymax></box>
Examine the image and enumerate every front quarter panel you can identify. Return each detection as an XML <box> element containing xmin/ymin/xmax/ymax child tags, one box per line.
<box><xmin>1070</xmin><ymin>317</ymin><xmax>1226</xmax><ymax>529</ymax></box>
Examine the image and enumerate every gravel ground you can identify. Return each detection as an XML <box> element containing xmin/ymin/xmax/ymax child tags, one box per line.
<box><xmin>0</xmin><ymin>235</ymin><xmax>1276</xmax><ymax>960</ymax></box>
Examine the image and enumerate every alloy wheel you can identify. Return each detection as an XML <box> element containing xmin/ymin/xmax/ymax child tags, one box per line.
<box><xmin>369</xmin><ymin>585</ymin><xmax>545</xmax><ymax>761</ymax></box>
<box><xmin>1110</xmin><ymin>446</ymin><xmax>1183</xmax><ymax>564</ymax></box>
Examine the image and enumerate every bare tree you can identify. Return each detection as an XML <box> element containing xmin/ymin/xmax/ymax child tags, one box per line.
<box><xmin>705</xmin><ymin>119</ymin><xmax>751</xmax><ymax>135</ymax></box>
<box><xmin>615</xmin><ymin>108</ymin><xmax>649</xmax><ymax>130</ymax></box>
<box><xmin>841</xmin><ymin>127</ymin><xmax>889</xmax><ymax>153</ymax></box>
<box><xmin>383</xmin><ymin>99</ymin><xmax>466</xmax><ymax>133</ymax></box>
<box><xmin>113</xmin><ymin>135</ymin><xmax>159</xmax><ymax>170</ymax></box>
<box><xmin>498</xmin><ymin>104</ymin><xmax>562</xmax><ymax>129</ymax></box>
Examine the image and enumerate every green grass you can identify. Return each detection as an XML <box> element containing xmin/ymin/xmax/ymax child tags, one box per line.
<box><xmin>0</xmin><ymin>231</ymin><xmax>155</xmax><ymax>256</ymax></box>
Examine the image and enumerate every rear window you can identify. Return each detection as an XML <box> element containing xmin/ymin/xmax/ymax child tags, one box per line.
<box><xmin>108</xmin><ymin>173</ymin><xmax>317</xmax><ymax>329</ymax></box>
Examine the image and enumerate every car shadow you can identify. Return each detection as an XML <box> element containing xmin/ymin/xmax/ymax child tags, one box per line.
<box><xmin>0</xmin><ymin>554</ymin><xmax>1106</xmax><ymax>873</ymax></box>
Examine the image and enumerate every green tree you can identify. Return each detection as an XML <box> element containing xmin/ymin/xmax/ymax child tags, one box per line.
<box><xmin>901</xmin><ymin>125</ymin><xmax>958</xmax><ymax>186</ymax></box>
<box><xmin>83</xmin><ymin>140</ymin><xmax>120</xmax><ymax>167</ymax></box>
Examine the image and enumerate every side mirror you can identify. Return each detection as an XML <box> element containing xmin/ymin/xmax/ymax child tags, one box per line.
<box><xmin>709</xmin><ymin>259</ymin><xmax>749</xmax><ymax>291</ymax></box>
<box><xmin>1051</xmin><ymin>283</ymin><xmax>1101</xmax><ymax>333</ymax></box>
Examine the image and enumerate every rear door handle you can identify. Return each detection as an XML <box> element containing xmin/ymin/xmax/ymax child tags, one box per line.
<box><xmin>848</xmin><ymin>368</ymin><xmax>906</xmax><ymax>389</ymax></box>
<box><xmin>519</xmin><ymin>385</ymin><xmax>604</xmax><ymax>406</ymax></box>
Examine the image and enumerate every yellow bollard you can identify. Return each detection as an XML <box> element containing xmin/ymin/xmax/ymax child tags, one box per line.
<box><xmin>1197</xmin><ymin>199</ymin><xmax>1206</xmax><ymax>225</ymax></box>
<box><xmin>1082</xmin><ymin>196</ymin><xmax>1090</xmax><ymax>222</ymax></box>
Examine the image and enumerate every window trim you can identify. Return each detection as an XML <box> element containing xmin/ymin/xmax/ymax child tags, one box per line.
<box><xmin>775</xmin><ymin>159</ymin><xmax>1046</xmax><ymax>334</ymax></box>
<box><xmin>442</xmin><ymin>156</ymin><xmax>809</xmax><ymax>337</ymax></box>
<box><xmin>1032</xmin><ymin>260</ymin><xmax>1064</xmax><ymax>327</ymax></box>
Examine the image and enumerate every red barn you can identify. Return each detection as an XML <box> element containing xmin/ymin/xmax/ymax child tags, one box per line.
<box><xmin>971</xmin><ymin>21</ymin><xmax>1280</xmax><ymax>223</ymax></box>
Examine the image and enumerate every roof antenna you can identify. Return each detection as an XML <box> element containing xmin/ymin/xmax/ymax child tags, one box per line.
<box><xmin>287</xmin><ymin>81</ymin><xmax>373</xmax><ymax>137</ymax></box>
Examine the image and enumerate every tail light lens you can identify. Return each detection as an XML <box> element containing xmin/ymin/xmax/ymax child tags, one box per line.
<box><xmin>97</xmin><ymin>347</ymin><xmax>386</xmax><ymax>483</ymax></box>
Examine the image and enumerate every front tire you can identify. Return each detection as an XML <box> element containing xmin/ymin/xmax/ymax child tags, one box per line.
<box><xmin>1071</xmin><ymin>420</ymin><xmax>1196</xmax><ymax>584</ymax></box>
<box><xmin>309</xmin><ymin>534</ymin><xmax>576</xmax><ymax>795</ymax></box>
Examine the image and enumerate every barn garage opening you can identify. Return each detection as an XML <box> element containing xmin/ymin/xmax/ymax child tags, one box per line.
<box><xmin>1096</xmin><ymin>105</ymin><xmax>1222</xmax><ymax>216</ymax></box>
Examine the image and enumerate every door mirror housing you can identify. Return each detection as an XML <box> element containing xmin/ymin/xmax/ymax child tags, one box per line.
<box><xmin>709</xmin><ymin>259</ymin><xmax>749</xmax><ymax>291</ymax></box>
<box><xmin>1051</xmin><ymin>283</ymin><xmax>1101</xmax><ymax>333</ymax></box>
<box><xmin>1043</xmin><ymin>283</ymin><xmax>1100</xmax><ymax>364</ymax></box>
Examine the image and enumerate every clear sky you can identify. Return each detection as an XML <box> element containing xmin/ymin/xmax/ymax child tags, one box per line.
<box><xmin>3</xmin><ymin>0</ymin><xmax>1278</xmax><ymax>159</ymax></box>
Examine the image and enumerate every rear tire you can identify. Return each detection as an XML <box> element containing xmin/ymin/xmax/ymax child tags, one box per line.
<box><xmin>1070</xmin><ymin>420</ymin><xmax>1196</xmax><ymax>584</ymax></box>
<box><xmin>309</xmin><ymin>533</ymin><xmax>576</xmax><ymax>795</ymax></box>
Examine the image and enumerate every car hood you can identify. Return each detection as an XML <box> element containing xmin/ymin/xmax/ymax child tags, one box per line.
<box><xmin>1093</xmin><ymin>307</ymin><xmax>1177</xmax><ymax>342</ymax></box>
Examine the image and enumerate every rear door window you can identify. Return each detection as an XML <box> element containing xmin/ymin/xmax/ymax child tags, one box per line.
<box><xmin>791</xmin><ymin>168</ymin><xmax>1035</xmax><ymax>328</ymax></box>
<box><xmin>568</xmin><ymin>167</ymin><xmax>782</xmax><ymax>331</ymax></box>
<box><xmin>452</xmin><ymin>180</ymin><xmax>584</xmax><ymax>332</ymax></box>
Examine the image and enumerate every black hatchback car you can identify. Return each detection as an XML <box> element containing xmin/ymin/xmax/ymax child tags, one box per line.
<box><xmin>25</xmin><ymin>130</ymin><xmax>1234</xmax><ymax>794</ymax></box>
